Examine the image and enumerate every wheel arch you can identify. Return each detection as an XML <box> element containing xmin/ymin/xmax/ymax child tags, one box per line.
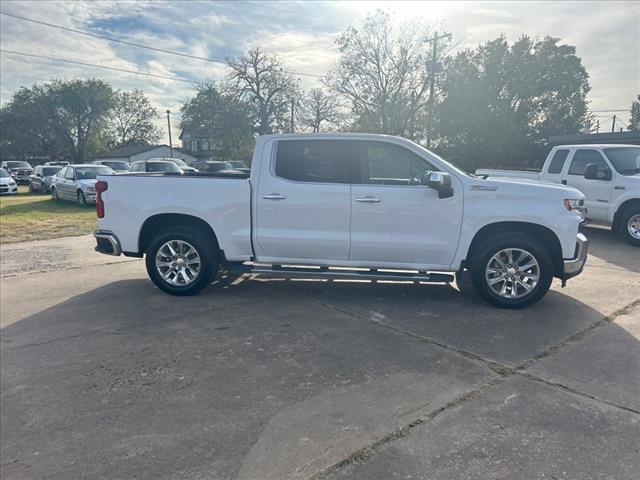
<box><xmin>465</xmin><ymin>221</ymin><xmax>564</xmax><ymax>277</ymax></box>
<box><xmin>138</xmin><ymin>213</ymin><xmax>220</xmax><ymax>256</ymax></box>
<box><xmin>612</xmin><ymin>198</ymin><xmax>640</xmax><ymax>232</ymax></box>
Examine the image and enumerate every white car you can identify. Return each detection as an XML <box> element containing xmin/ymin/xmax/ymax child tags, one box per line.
<box><xmin>477</xmin><ymin>145</ymin><xmax>640</xmax><ymax>246</ymax></box>
<box><xmin>94</xmin><ymin>133</ymin><xmax>588</xmax><ymax>309</ymax></box>
<box><xmin>51</xmin><ymin>164</ymin><xmax>115</xmax><ymax>204</ymax></box>
<box><xmin>0</xmin><ymin>168</ymin><xmax>18</xmax><ymax>195</ymax></box>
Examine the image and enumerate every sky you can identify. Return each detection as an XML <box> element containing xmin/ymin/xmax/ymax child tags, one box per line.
<box><xmin>1</xmin><ymin>0</ymin><xmax>638</xmax><ymax>144</ymax></box>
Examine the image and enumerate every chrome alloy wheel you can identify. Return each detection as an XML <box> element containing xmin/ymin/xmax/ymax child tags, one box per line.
<box><xmin>155</xmin><ymin>240</ymin><xmax>201</xmax><ymax>286</ymax></box>
<box><xmin>485</xmin><ymin>248</ymin><xmax>540</xmax><ymax>299</ymax></box>
<box><xmin>628</xmin><ymin>214</ymin><xmax>640</xmax><ymax>240</ymax></box>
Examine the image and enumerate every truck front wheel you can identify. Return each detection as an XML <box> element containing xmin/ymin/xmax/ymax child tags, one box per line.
<box><xmin>470</xmin><ymin>233</ymin><xmax>553</xmax><ymax>309</ymax></box>
<box><xmin>145</xmin><ymin>227</ymin><xmax>218</xmax><ymax>296</ymax></box>
<box><xmin>620</xmin><ymin>207</ymin><xmax>640</xmax><ymax>246</ymax></box>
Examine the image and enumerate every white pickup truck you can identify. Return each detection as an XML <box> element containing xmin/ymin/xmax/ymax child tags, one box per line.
<box><xmin>477</xmin><ymin>144</ymin><xmax>640</xmax><ymax>246</ymax></box>
<box><xmin>94</xmin><ymin>133</ymin><xmax>588</xmax><ymax>309</ymax></box>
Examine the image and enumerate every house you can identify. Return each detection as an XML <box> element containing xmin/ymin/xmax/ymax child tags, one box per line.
<box><xmin>93</xmin><ymin>144</ymin><xmax>198</xmax><ymax>165</ymax></box>
<box><xmin>178</xmin><ymin>131</ymin><xmax>226</xmax><ymax>162</ymax></box>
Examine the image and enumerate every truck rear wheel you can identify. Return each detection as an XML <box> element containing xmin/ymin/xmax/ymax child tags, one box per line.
<box><xmin>620</xmin><ymin>207</ymin><xmax>640</xmax><ymax>247</ymax></box>
<box><xmin>145</xmin><ymin>227</ymin><xmax>218</xmax><ymax>296</ymax></box>
<box><xmin>470</xmin><ymin>233</ymin><xmax>553</xmax><ymax>309</ymax></box>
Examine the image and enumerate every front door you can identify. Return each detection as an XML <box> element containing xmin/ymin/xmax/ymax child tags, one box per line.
<box><xmin>564</xmin><ymin>149</ymin><xmax>612</xmax><ymax>222</ymax></box>
<box><xmin>349</xmin><ymin>141</ymin><xmax>463</xmax><ymax>268</ymax></box>
<box><xmin>255</xmin><ymin>139</ymin><xmax>354</xmax><ymax>262</ymax></box>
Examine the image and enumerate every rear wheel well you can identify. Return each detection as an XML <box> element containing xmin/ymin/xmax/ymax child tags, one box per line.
<box><xmin>613</xmin><ymin>199</ymin><xmax>640</xmax><ymax>231</ymax></box>
<box><xmin>465</xmin><ymin>222</ymin><xmax>564</xmax><ymax>277</ymax></box>
<box><xmin>138</xmin><ymin>214</ymin><xmax>219</xmax><ymax>255</ymax></box>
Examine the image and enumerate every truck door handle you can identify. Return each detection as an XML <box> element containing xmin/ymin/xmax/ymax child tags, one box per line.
<box><xmin>561</xmin><ymin>180</ymin><xmax>567</xmax><ymax>185</ymax></box>
<box><xmin>262</xmin><ymin>193</ymin><xmax>286</xmax><ymax>200</ymax></box>
<box><xmin>355</xmin><ymin>196</ymin><xmax>381</xmax><ymax>203</ymax></box>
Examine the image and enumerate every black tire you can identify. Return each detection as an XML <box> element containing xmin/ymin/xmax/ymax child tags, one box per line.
<box><xmin>145</xmin><ymin>227</ymin><xmax>218</xmax><ymax>296</ymax></box>
<box><xmin>51</xmin><ymin>187</ymin><xmax>59</xmax><ymax>200</ymax></box>
<box><xmin>77</xmin><ymin>190</ymin><xmax>86</xmax><ymax>205</ymax></box>
<box><xmin>619</xmin><ymin>206</ymin><xmax>640</xmax><ymax>247</ymax></box>
<box><xmin>470</xmin><ymin>233</ymin><xmax>554</xmax><ymax>309</ymax></box>
<box><xmin>41</xmin><ymin>184</ymin><xmax>48</xmax><ymax>194</ymax></box>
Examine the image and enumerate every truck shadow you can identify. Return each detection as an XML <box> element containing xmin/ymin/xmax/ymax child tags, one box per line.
<box><xmin>580</xmin><ymin>225</ymin><xmax>640</xmax><ymax>274</ymax></box>
<box><xmin>1</xmin><ymin>277</ymin><xmax>638</xmax><ymax>479</ymax></box>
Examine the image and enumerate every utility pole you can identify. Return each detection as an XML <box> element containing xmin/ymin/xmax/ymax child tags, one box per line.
<box><xmin>290</xmin><ymin>99</ymin><xmax>295</xmax><ymax>133</ymax></box>
<box><xmin>166</xmin><ymin>110</ymin><xmax>173</xmax><ymax>158</ymax></box>
<box><xmin>596</xmin><ymin>120</ymin><xmax>600</xmax><ymax>133</ymax></box>
<box><xmin>611</xmin><ymin>114</ymin><xmax>616</xmax><ymax>133</ymax></box>
<box><xmin>425</xmin><ymin>31</ymin><xmax>451</xmax><ymax>148</ymax></box>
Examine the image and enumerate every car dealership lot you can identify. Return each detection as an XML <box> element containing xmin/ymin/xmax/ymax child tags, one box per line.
<box><xmin>1</xmin><ymin>227</ymin><xmax>638</xmax><ymax>479</ymax></box>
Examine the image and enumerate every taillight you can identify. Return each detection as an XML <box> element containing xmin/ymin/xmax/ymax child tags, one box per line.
<box><xmin>95</xmin><ymin>180</ymin><xmax>108</xmax><ymax>218</ymax></box>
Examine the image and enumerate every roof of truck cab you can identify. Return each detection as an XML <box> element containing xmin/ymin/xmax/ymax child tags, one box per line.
<box><xmin>259</xmin><ymin>133</ymin><xmax>399</xmax><ymax>140</ymax></box>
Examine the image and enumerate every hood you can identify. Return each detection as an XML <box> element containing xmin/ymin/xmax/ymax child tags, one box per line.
<box><xmin>77</xmin><ymin>179</ymin><xmax>98</xmax><ymax>188</ymax></box>
<box><xmin>0</xmin><ymin>176</ymin><xmax>16</xmax><ymax>185</ymax></box>
<box><xmin>470</xmin><ymin>176</ymin><xmax>584</xmax><ymax>199</ymax></box>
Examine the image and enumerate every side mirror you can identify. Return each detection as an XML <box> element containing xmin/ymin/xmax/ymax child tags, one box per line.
<box><xmin>584</xmin><ymin>163</ymin><xmax>611</xmax><ymax>181</ymax></box>
<box><xmin>423</xmin><ymin>171</ymin><xmax>454</xmax><ymax>199</ymax></box>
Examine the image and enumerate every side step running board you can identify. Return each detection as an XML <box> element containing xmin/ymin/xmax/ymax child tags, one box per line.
<box><xmin>227</xmin><ymin>263</ymin><xmax>454</xmax><ymax>283</ymax></box>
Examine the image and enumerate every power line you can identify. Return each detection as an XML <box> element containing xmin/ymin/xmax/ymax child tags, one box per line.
<box><xmin>590</xmin><ymin>109</ymin><xmax>628</xmax><ymax>112</ymax></box>
<box><xmin>0</xmin><ymin>49</ymin><xmax>200</xmax><ymax>84</ymax></box>
<box><xmin>0</xmin><ymin>10</ymin><xmax>326</xmax><ymax>79</ymax></box>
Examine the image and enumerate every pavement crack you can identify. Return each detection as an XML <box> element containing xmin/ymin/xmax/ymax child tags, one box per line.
<box><xmin>2</xmin><ymin>329</ymin><xmax>121</xmax><ymax>351</ymax></box>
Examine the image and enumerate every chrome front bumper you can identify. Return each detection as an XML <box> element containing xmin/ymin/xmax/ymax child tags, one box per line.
<box><xmin>94</xmin><ymin>230</ymin><xmax>122</xmax><ymax>256</ymax></box>
<box><xmin>562</xmin><ymin>233</ymin><xmax>588</xmax><ymax>284</ymax></box>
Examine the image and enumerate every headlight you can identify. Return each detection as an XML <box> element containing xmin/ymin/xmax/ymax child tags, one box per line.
<box><xmin>86</xmin><ymin>186</ymin><xmax>96</xmax><ymax>193</ymax></box>
<box><xmin>8</xmin><ymin>181</ymin><xmax>16</xmax><ymax>186</ymax></box>
<box><xmin>564</xmin><ymin>198</ymin><xmax>586</xmax><ymax>217</ymax></box>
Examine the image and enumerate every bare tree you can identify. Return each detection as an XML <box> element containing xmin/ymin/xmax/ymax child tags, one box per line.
<box><xmin>299</xmin><ymin>88</ymin><xmax>342</xmax><ymax>132</ymax></box>
<box><xmin>325</xmin><ymin>11</ymin><xmax>438</xmax><ymax>139</ymax></box>
<box><xmin>226</xmin><ymin>48</ymin><xmax>299</xmax><ymax>134</ymax></box>
<box><xmin>107</xmin><ymin>89</ymin><xmax>161</xmax><ymax>148</ymax></box>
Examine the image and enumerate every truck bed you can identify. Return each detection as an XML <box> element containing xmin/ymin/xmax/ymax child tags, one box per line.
<box><xmin>475</xmin><ymin>168</ymin><xmax>541</xmax><ymax>180</ymax></box>
<box><xmin>97</xmin><ymin>173</ymin><xmax>253</xmax><ymax>260</ymax></box>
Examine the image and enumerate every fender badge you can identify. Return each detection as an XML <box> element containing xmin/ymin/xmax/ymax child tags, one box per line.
<box><xmin>471</xmin><ymin>185</ymin><xmax>498</xmax><ymax>191</ymax></box>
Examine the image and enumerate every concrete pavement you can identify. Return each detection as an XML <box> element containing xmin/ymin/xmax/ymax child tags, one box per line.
<box><xmin>1</xmin><ymin>226</ymin><xmax>639</xmax><ymax>479</ymax></box>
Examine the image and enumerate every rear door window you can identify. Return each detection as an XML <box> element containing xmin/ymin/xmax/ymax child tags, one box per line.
<box><xmin>547</xmin><ymin>149</ymin><xmax>569</xmax><ymax>174</ymax></box>
<box><xmin>275</xmin><ymin>140</ymin><xmax>354</xmax><ymax>184</ymax></box>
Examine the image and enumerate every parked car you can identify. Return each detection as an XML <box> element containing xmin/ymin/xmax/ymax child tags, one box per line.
<box><xmin>130</xmin><ymin>160</ymin><xmax>183</xmax><ymax>173</ymax></box>
<box><xmin>51</xmin><ymin>164</ymin><xmax>115</xmax><ymax>204</ymax></box>
<box><xmin>94</xmin><ymin>133</ymin><xmax>588</xmax><ymax>309</ymax></box>
<box><xmin>44</xmin><ymin>161</ymin><xmax>70</xmax><ymax>166</ymax></box>
<box><xmin>0</xmin><ymin>161</ymin><xmax>33</xmax><ymax>184</ymax></box>
<box><xmin>477</xmin><ymin>144</ymin><xmax>640</xmax><ymax>246</ymax></box>
<box><xmin>156</xmin><ymin>157</ymin><xmax>199</xmax><ymax>173</ymax></box>
<box><xmin>0</xmin><ymin>168</ymin><xmax>18</xmax><ymax>195</ymax></box>
<box><xmin>228</xmin><ymin>161</ymin><xmax>251</xmax><ymax>174</ymax></box>
<box><xmin>203</xmin><ymin>161</ymin><xmax>239</xmax><ymax>174</ymax></box>
<box><xmin>29</xmin><ymin>165</ymin><xmax>62</xmax><ymax>193</ymax></box>
<box><xmin>92</xmin><ymin>160</ymin><xmax>131</xmax><ymax>173</ymax></box>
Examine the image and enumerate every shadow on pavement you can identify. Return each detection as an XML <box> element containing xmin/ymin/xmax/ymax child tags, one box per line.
<box><xmin>1</xmin><ymin>276</ymin><xmax>638</xmax><ymax>480</ymax></box>
<box><xmin>581</xmin><ymin>225</ymin><xmax>640</xmax><ymax>273</ymax></box>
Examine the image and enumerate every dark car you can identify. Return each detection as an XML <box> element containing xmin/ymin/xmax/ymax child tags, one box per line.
<box><xmin>0</xmin><ymin>161</ymin><xmax>33</xmax><ymax>184</ymax></box>
<box><xmin>29</xmin><ymin>165</ymin><xmax>63</xmax><ymax>193</ymax></box>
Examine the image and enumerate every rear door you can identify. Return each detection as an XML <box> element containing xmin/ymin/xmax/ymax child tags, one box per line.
<box><xmin>542</xmin><ymin>148</ymin><xmax>570</xmax><ymax>184</ymax></box>
<box><xmin>255</xmin><ymin>139</ymin><xmax>354</xmax><ymax>261</ymax></box>
<box><xmin>349</xmin><ymin>141</ymin><xmax>463</xmax><ymax>268</ymax></box>
<box><xmin>564</xmin><ymin>149</ymin><xmax>612</xmax><ymax>222</ymax></box>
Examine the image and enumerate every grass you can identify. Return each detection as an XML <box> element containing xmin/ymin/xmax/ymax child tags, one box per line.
<box><xmin>0</xmin><ymin>186</ymin><xmax>97</xmax><ymax>244</ymax></box>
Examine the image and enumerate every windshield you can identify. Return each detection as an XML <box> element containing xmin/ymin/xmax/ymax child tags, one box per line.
<box><xmin>103</xmin><ymin>161</ymin><xmax>130</xmax><ymax>170</ymax></box>
<box><xmin>5</xmin><ymin>161</ymin><xmax>31</xmax><ymax>169</ymax></box>
<box><xmin>42</xmin><ymin>167</ymin><xmax>61</xmax><ymax>176</ymax></box>
<box><xmin>169</xmin><ymin>158</ymin><xmax>188</xmax><ymax>167</ymax></box>
<box><xmin>75</xmin><ymin>166</ymin><xmax>114</xmax><ymax>179</ymax></box>
<box><xmin>604</xmin><ymin>148</ymin><xmax>640</xmax><ymax>176</ymax></box>
<box><xmin>147</xmin><ymin>162</ymin><xmax>181</xmax><ymax>173</ymax></box>
<box><xmin>0</xmin><ymin>168</ymin><xmax>10</xmax><ymax>178</ymax></box>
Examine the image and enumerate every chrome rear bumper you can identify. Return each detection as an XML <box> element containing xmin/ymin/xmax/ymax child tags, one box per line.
<box><xmin>94</xmin><ymin>230</ymin><xmax>122</xmax><ymax>256</ymax></box>
<box><xmin>562</xmin><ymin>233</ymin><xmax>588</xmax><ymax>284</ymax></box>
